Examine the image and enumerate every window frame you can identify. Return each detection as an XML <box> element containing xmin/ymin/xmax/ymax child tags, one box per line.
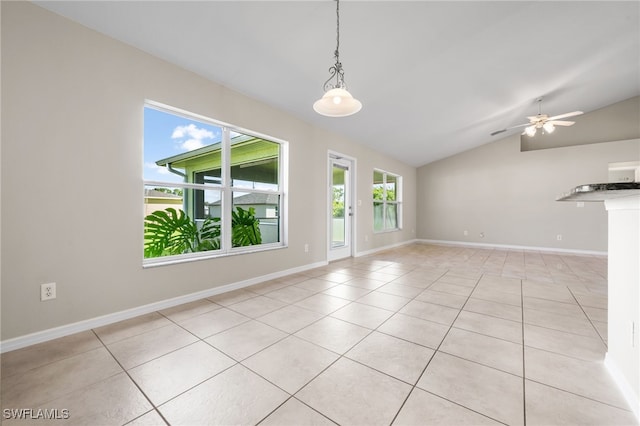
<box><xmin>143</xmin><ymin>101</ymin><xmax>288</xmax><ymax>267</ymax></box>
<box><xmin>373</xmin><ymin>168</ymin><xmax>402</xmax><ymax>233</ymax></box>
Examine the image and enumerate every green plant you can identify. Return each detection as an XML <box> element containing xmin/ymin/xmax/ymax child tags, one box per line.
<box><xmin>373</xmin><ymin>186</ymin><xmax>395</xmax><ymax>201</ymax></box>
<box><xmin>144</xmin><ymin>206</ymin><xmax>262</xmax><ymax>258</ymax></box>
<box><xmin>144</xmin><ymin>208</ymin><xmax>221</xmax><ymax>258</ymax></box>
<box><xmin>153</xmin><ymin>187</ymin><xmax>183</xmax><ymax>196</ymax></box>
<box><xmin>332</xmin><ymin>187</ymin><xmax>345</xmax><ymax>218</ymax></box>
<box><xmin>231</xmin><ymin>207</ymin><xmax>262</xmax><ymax>247</ymax></box>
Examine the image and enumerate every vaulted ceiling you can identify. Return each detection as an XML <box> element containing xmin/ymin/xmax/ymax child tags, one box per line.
<box><xmin>35</xmin><ymin>1</ymin><xmax>640</xmax><ymax>166</ymax></box>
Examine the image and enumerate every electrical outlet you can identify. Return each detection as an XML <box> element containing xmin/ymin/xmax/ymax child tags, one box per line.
<box><xmin>304</xmin><ymin>243</ymin><xmax>309</xmax><ymax>253</ymax></box>
<box><xmin>557</xmin><ymin>234</ymin><xmax>563</xmax><ymax>241</ymax></box>
<box><xmin>463</xmin><ymin>230</ymin><xmax>468</xmax><ymax>236</ymax></box>
<box><xmin>41</xmin><ymin>282</ymin><xmax>56</xmax><ymax>301</ymax></box>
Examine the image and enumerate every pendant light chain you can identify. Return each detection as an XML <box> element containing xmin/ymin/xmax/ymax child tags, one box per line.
<box><xmin>312</xmin><ymin>0</ymin><xmax>362</xmax><ymax>117</ymax></box>
<box><xmin>334</xmin><ymin>0</ymin><xmax>340</xmax><ymax>64</ymax></box>
<box><xmin>322</xmin><ymin>0</ymin><xmax>346</xmax><ymax>92</ymax></box>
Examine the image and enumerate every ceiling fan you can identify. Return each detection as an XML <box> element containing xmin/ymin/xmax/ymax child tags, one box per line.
<box><xmin>490</xmin><ymin>98</ymin><xmax>583</xmax><ymax>137</ymax></box>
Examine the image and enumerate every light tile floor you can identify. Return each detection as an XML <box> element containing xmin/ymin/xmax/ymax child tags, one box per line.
<box><xmin>2</xmin><ymin>244</ymin><xmax>638</xmax><ymax>425</ymax></box>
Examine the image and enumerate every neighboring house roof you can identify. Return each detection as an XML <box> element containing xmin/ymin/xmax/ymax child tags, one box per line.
<box><xmin>144</xmin><ymin>189</ymin><xmax>182</xmax><ymax>200</ymax></box>
<box><xmin>154</xmin><ymin>133</ymin><xmax>279</xmax><ymax>188</ymax></box>
<box><xmin>210</xmin><ymin>192</ymin><xmax>279</xmax><ymax>206</ymax></box>
<box><xmin>155</xmin><ymin>134</ymin><xmax>253</xmax><ymax>166</ymax></box>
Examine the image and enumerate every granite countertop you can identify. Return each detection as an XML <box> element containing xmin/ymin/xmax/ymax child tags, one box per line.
<box><xmin>557</xmin><ymin>182</ymin><xmax>640</xmax><ymax>201</ymax></box>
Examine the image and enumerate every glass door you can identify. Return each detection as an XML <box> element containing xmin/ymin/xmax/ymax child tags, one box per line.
<box><xmin>329</xmin><ymin>156</ymin><xmax>353</xmax><ymax>261</ymax></box>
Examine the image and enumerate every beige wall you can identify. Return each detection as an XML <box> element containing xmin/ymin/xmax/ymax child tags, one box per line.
<box><xmin>417</xmin><ymin>99</ymin><xmax>640</xmax><ymax>251</ymax></box>
<box><xmin>0</xmin><ymin>2</ymin><xmax>416</xmax><ymax>341</ymax></box>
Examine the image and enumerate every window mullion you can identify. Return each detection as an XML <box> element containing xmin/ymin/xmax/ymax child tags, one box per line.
<box><xmin>278</xmin><ymin>143</ymin><xmax>287</xmax><ymax>245</ymax></box>
<box><xmin>222</xmin><ymin>127</ymin><xmax>232</xmax><ymax>252</ymax></box>
<box><xmin>382</xmin><ymin>173</ymin><xmax>388</xmax><ymax>230</ymax></box>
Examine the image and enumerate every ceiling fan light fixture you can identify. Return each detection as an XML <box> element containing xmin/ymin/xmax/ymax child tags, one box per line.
<box><xmin>490</xmin><ymin>97</ymin><xmax>583</xmax><ymax>138</ymax></box>
<box><xmin>543</xmin><ymin>122</ymin><xmax>555</xmax><ymax>133</ymax></box>
<box><xmin>314</xmin><ymin>0</ymin><xmax>361</xmax><ymax>118</ymax></box>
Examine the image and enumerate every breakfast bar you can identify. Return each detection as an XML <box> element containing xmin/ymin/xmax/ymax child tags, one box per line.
<box><xmin>557</xmin><ymin>182</ymin><xmax>640</xmax><ymax>418</ymax></box>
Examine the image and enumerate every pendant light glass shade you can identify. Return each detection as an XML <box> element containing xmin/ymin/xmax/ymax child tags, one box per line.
<box><xmin>313</xmin><ymin>87</ymin><xmax>362</xmax><ymax>117</ymax></box>
<box><xmin>313</xmin><ymin>0</ymin><xmax>361</xmax><ymax>117</ymax></box>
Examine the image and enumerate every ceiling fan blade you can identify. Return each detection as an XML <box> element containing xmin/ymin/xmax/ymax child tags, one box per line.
<box><xmin>547</xmin><ymin>111</ymin><xmax>583</xmax><ymax>121</ymax></box>
<box><xmin>490</xmin><ymin>122</ymin><xmax>529</xmax><ymax>136</ymax></box>
<box><xmin>548</xmin><ymin>120</ymin><xmax>575</xmax><ymax>126</ymax></box>
<box><xmin>491</xmin><ymin>106</ymin><xmax>583</xmax><ymax>136</ymax></box>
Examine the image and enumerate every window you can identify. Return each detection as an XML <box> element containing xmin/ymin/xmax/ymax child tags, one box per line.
<box><xmin>143</xmin><ymin>102</ymin><xmax>287</xmax><ymax>265</ymax></box>
<box><xmin>373</xmin><ymin>169</ymin><xmax>402</xmax><ymax>232</ymax></box>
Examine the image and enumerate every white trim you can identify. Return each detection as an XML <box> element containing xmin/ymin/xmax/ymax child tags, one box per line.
<box><xmin>418</xmin><ymin>239</ymin><xmax>607</xmax><ymax>256</ymax></box>
<box><xmin>355</xmin><ymin>239</ymin><xmax>419</xmax><ymax>258</ymax></box>
<box><xmin>0</xmin><ymin>260</ymin><xmax>327</xmax><ymax>354</ymax></box>
<box><xmin>280</xmin><ymin>141</ymin><xmax>289</xmax><ymax>249</ymax></box>
<box><xmin>143</xmin><ymin>243</ymin><xmax>287</xmax><ymax>268</ymax></box>
<box><xmin>605</xmin><ymin>352</ymin><xmax>640</xmax><ymax>420</ymax></box>
<box><xmin>327</xmin><ymin>150</ymin><xmax>357</xmax><ymax>262</ymax></box>
<box><xmin>605</xmin><ymin>196</ymin><xmax>640</xmax><ymax>211</ymax></box>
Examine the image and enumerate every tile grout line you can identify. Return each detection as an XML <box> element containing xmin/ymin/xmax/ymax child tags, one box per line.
<box><xmin>271</xmin><ymin>265</ymin><xmax>445</xmax><ymax>426</ymax></box>
<box><xmin>277</xmin><ymin>323</ymin><xmax>377</xmax><ymax>425</ymax></box>
<box><xmin>389</xmin><ymin>270</ymin><xmax>498</xmax><ymax>426</ymax></box>
<box><xmin>255</xmin><ymin>395</ymin><xmax>338</xmax><ymax>426</ymax></box>
<box><xmin>566</xmin><ymin>287</ymin><xmax>608</xmax><ymax>349</ymax></box>
<box><xmin>189</xmin><ymin>268</ymin><xmax>410</xmax><ymax>426</ymax></box>
<box><xmin>524</xmin><ymin>377</ymin><xmax>636</xmax><ymax>413</ymax></box>
<box><xmin>100</xmin><ymin>301</ymin><xmax>304</xmax><ymax>425</ymax></box>
<box><xmin>136</xmin><ymin>308</ymin><xmax>302</xmax><ymax>424</ymax></box>
<box><xmin>90</xmin><ymin>329</ymin><xmax>171</xmax><ymax>426</ymax></box>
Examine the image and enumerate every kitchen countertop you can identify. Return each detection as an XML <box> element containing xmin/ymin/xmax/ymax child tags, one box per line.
<box><xmin>556</xmin><ymin>182</ymin><xmax>640</xmax><ymax>202</ymax></box>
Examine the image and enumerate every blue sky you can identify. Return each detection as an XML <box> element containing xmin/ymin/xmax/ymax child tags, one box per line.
<box><xmin>143</xmin><ymin>106</ymin><xmax>222</xmax><ymax>183</ymax></box>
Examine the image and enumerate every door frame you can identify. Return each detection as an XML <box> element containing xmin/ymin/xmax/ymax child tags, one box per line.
<box><xmin>327</xmin><ymin>150</ymin><xmax>357</xmax><ymax>262</ymax></box>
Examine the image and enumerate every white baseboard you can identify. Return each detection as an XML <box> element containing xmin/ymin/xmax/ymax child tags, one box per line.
<box><xmin>604</xmin><ymin>352</ymin><xmax>640</xmax><ymax>421</ymax></box>
<box><xmin>0</xmin><ymin>260</ymin><xmax>328</xmax><ymax>354</ymax></box>
<box><xmin>418</xmin><ymin>239</ymin><xmax>607</xmax><ymax>257</ymax></box>
<box><xmin>355</xmin><ymin>239</ymin><xmax>419</xmax><ymax>258</ymax></box>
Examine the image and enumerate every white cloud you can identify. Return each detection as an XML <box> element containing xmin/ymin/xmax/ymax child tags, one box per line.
<box><xmin>181</xmin><ymin>138</ymin><xmax>205</xmax><ymax>151</ymax></box>
<box><xmin>171</xmin><ymin>124</ymin><xmax>215</xmax><ymax>151</ymax></box>
<box><xmin>171</xmin><ymin>127</ymin><xmax>185</xmax><ymax>139</ymax></box>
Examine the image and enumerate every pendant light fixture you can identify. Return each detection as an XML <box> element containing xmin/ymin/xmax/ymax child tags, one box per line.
<box><xmin>313</xmin><ymin>0</ymin><xmax>362</xmax><ymax>117</ymax></box>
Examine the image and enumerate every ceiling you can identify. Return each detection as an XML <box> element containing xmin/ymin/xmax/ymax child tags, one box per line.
<box><xmin>34</xmin><ymin>1</ymin><xmax>640</xmax><ymax>167</ymax></box>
